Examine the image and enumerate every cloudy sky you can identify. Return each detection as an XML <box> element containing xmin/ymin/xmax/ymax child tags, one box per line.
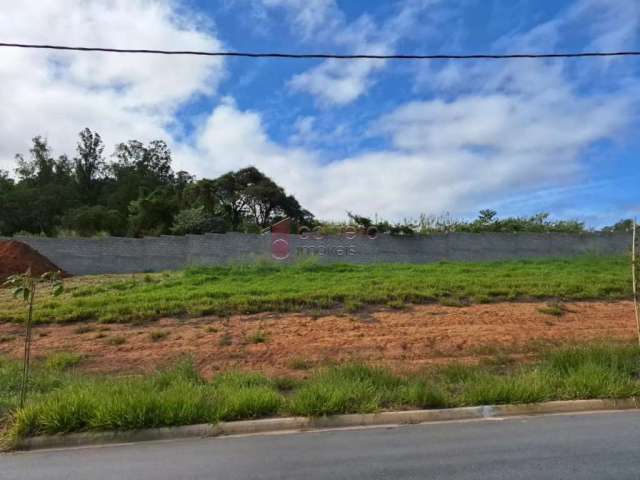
<box><xmin>1</xmin><ymin>0</ymin><xmax>639</xmax><ymax>226</ymax></box>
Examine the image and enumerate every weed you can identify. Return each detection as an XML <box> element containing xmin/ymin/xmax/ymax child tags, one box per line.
<box><xmin>247</xmin><ymin>331</ymin><xmax>268</xmax><ymax>344</ymax></box>
<box><xmin>106</xmin><ymin>336</ymin><xmax>126</xmax><ymax>346</ymax></box>
<box><xmin>344</xmin><ymin>300</ymin><xmax>364</xmax><ymax>313</ymax></box>
<box><xmin>538</xmin><ymin>303</ymin><xmax>567</xmax><ymax>317</ymax></box>
<box><xmin>44</xmin><ymin>352</ymin><xmax>83</xmax><ymax>371</ymax></box>
<box><xmin>386</xmin><ymin>300</ymin><xmax>406</xmax><ymax>310</ymax></box>
<box><xmin>218</xmin><ymin>333</ymin><xmax>232</xmax><ymax>347</ymax></box>
<box><xmin>289</xmin><ymin>358</ymin><xmax>313</xmax><ymax>370</ymax></box>
<box><xmin>149</xmin><ymin>331</ymin><xmax>169</xmax><ymax>342</ymax></box>
<box><xmin>74</xmin><ymin>325</ymin><xmax>95</xmax><ymax>334</ymax></box>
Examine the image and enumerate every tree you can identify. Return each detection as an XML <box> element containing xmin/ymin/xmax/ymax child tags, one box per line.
<box><xmin>128</xmin><ymin>187</ymin><xmax>178</xmax><ymax>237</ymax></box>
<box><xmin>0</xmin><ymin>169</ymin><xmax>13</xmax><ymax>191</ymax></box>
<box><xmin>170</xmin><ymin>206</ymin><xmax>226</xmax><ymax>235</ymax></box>
<box><xmin>8</xmin><ymin>138</ymin><xmax>78</xmax><ymax>235</ymax></box>
<box><xmin>3</xmin><ymin>132</ymin><xmax>316</xmax><ymax>237</ymax></box>
<box><xmin>15</xmin><ymin>137</ymin><xmax>73</xmax><ymax>187</ymax></box>
<box><xmin>4</xmin><ymin>270</ymin><xmax>63</xmax><ymax>408</ymax></box>
<box><xmin>106</xmin><ymin>140</ymin><xmax>176</xmax><ymax>214</ymax></box>
<box><xmin>213</xmin><ymin>167</ymin><xmax>313</xmax><ymax>229</ymax></box>
<box><xmin>602</xmin><ymin>219</ymin><xmax>634</xmax><ymax>233</ymax></box>
<box><xmin>62</xmin><ymin>205</ymin><xmax>125</xmax><ymax>236</ymax></box>
<box><xmin>183</xmin><ymin>179</ymin><xmax>220</xmax><ymax>213</ymax></box>
<box><xmin>74</xmin><ymin>128</ymin><xmax>105</xmax><ymax>204</ymax></box>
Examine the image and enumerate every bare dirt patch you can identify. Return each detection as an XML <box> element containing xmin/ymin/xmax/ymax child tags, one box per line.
<box><xmin>0</xmin><ymin>301</ymin><xmax>636</xmax><ymax>378</ymax></box>
<box><xmin>0</xmin><ymin>240</ymin><xmax>66</xmax><ymax>281</ymax></box>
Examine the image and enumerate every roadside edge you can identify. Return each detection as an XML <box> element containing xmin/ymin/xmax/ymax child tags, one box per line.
<box><xmin>16</xmin><ymin>397</ymin><xmax>640</xmax><ymax>451</ymax></box>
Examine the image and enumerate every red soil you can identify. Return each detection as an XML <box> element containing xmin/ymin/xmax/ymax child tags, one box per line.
<box><xmin>0</xmin><ymin>240</ymin><xmax>66</xmax><ymax>282</ymax></box>
<box><xmin>0</xmin><ymin>301</ymin><xmax>635</xmax><ymax>378</ymax></box>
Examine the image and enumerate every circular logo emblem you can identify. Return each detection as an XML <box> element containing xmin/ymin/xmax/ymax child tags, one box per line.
<box><xmin>271</xmin><ymin>238</ymin><xmax>290</xmax><ymax>260</ymax></box>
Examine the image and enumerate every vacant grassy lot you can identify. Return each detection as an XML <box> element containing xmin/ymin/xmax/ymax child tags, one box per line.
<box><xmin>0</xmin><ymin>256</ymin><xmax>630</xmax><ymax>324</ymax></box>
<box><xmin>1</xmin><ymin>343</ymin><xmax>639</xmax><ymax>446</ymax></box>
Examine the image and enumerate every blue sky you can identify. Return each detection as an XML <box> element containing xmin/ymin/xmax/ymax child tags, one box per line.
<box><xmin>1</xmin><ymin>0</ymin><xmax>639</xmax><ymax>226</ymax></box>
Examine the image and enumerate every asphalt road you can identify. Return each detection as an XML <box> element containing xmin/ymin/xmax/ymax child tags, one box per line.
<box><xmin>3</xmin><ymin>411</ymin><xmax>640</xmax><ymax>480</ymax></box>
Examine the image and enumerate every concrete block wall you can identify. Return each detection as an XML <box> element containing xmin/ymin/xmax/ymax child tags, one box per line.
<box><xmin>1</xmin><ymin>232</ymin><xmax>630</xmax><ymax>275</ymax></box>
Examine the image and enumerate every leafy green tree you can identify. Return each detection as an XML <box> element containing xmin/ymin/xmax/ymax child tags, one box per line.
<box><xmin>170</xmin><ymin>206</ymin><xmax>226</xmax><ymax>235</ymax></box>
<box><xmin>62</xmin><ymin>205</ymin><xmax>125</xmax><ymax>236</ymax></box>
<box><xmin>7</xmin><ymin>138</ymin><xmax>78</xmax><ymax>235</ymax></box>
<box><xmin>183</xmin><ymin>179</ymin><xmax>220</xmax><ymax>213</ymax></box>
<box><xmin>74</xmin><ymin>128</ymin><xmax>106</xmax><ymax>204</ymax></box>
<box><xmin>214</xmin><ymin>167</ymin><xmax>313</xmax><ymax>229</ymax></box>
<box><xmin>602</xmin><ymin>219</ymin><xmax>634</xmax><ymax>232</ymax></box>
<box><xmin>128</xmin><ymin>187</ymin><xmax>179</xmax><ymax>237</ymax></box>
<box><xmin>105</xmin><ymin>140</ymin><xmax>176</xmax><ymax>214</ymax></box>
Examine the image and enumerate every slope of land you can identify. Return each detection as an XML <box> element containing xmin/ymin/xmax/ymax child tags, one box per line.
<box><xmin>0</xmin><ymin>256</ymin><xmax>630</xmax><ymax>324</ymax></box>
<box><xmin>0</xmin><ymin>301</ymin><xmax>635</xmax><ymax>377</ymax></box>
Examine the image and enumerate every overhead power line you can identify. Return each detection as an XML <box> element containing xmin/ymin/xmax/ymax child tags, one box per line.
<box><xmin>1</xmin><ymin>42</ymin><xmax>640</xmax><ymax>60</ymax></box>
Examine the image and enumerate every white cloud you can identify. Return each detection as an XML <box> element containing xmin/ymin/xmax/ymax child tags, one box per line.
<box><xmin>0</xmin><ymin>0</ymin><xmax>224</xmax><ymax>171</ymax></box>
<box><xmin>1</xmin><ymin>0</ymin><xmax>637</xmax><ymax>225</ymax></box>
<box><xmin>273</xmin><ymin>0</ymin><xmax>441</xmax><ymax>106</ymax></box>
<box><xmin>289</xmin><ymin>55</ymin><xmax>388</xmax><ymax>106</ymax></box>
<box><xmin>260</xmin><ymin>0</ymin><xmax>342</xmax><ymax>40</ymax></box>
<box><xmin>186</xmin><ymin>0</ymin><xmax>639</xmax><ymax>221</ymax></box>
<box><xmin>187</xmin><ymin>86</ymin><xmax>630</xmax><ymax>220</ymax></box>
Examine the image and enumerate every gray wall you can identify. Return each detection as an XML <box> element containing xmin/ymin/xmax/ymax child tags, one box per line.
<box><xmin>1</xmin><ymin>232</ymin><xmax>630</xmax><ymax>276</ymax></box>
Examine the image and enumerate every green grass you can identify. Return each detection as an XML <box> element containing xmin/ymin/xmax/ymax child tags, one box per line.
<box><xmin>1</xmin><ymin>343</ymin><xmax>639</xmax><ymax>446</ymax></box>
<box><xmin>247</xmin><ymin>331</ymin><xmax>268</xmax><ymax>344</ymax></box>
<box><xmin>149</xmin><ymin>331</ymin><xmax>170</xmax><ymax>342</ymax></box>
<box><xmin>0</xmin><ymin>256</ymin><xmax>630</xmax><ymax>324</ymax></box>
<box><xmin>538</xmin><ymin>303</ymin><xmax>568</xmax><ymax>317</ymax></box>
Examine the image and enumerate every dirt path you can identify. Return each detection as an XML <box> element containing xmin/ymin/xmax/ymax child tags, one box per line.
<box><xmin>0</xmin><ymin>301</ymin><xmax>636</xmax><ymax>378</ymax></box>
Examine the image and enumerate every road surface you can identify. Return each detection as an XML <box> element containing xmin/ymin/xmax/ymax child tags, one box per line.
<box><xmin>3</xmin><ymin>411</ymin><xmax>640</xmax><ymax>479</ymax></box>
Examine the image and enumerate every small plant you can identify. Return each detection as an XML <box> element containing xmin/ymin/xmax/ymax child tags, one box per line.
<box><xmin>247</xmin><ymin>331</ymin><xmax>268</xmax><ymax>344</ymax></box>
<box><xmin>206</xmin><ymin>326</ymin><xmax>219</xmax><ymax>333</ymax></box>
<box><xmin>74</xmin><ymin>325</ymin><xmax>95</xmax><ymax>334</ymax></box>
<box><xmin>538</xmin><ymin>303</ymin><xmax>567</xmax><ymax>317</ymax></box>
<box><xmin>45</xmin><ymin>352</ymin><xmax>83</xmax><ymax>370</ymax></box>
<box><xmin>149</xmin><ymin>331</ymin><xmax>169</xmax><ymax>342</ymax></box>
<box><xmin>440</xmin><ymin>298</ymin><xmax>466</xmax><ymax>308</ymax></box>
<box><xmin>219</xmin><ymin>332</ymin><xmax>232</xmax><ymax>346</ymax></box>
<box><xmin>106</xmin><ymin>336</ymin><xmax>126</xmax><ymax>346</ymax></box>
<box><xmin>386</xmin><ymin>299</ymin><xmax>406</xmax><ymax>310</ymax></box>
<box><xmin>344</xmin><ymin>300</ymin><xmax>364</xmax><ymax>313</ymax></box>
<box><xmin>289</xmin><ymin>358</ymin><xmax>313</xmax><ymax>370</ymax></box>
<box><xmin>3</xmin><ymin>269</ymin><xmax>63</xmax><ymax>408</ymax></box>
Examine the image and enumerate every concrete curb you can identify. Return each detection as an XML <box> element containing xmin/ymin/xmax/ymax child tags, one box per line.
<box><xmin>16</xmin><ymin>398</ymin><xmax>640</xmax><ymax>451</ymax></box>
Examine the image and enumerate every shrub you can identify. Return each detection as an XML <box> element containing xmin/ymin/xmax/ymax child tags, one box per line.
<box><xmin>170</xmin><ymin>207</ymin><xmax>226</xmax><ymax>235</ymax></box>
<box><xmin>62</xmin><ymin>206</ymin><xmax>124</xmax><ymax>237</ymax></box>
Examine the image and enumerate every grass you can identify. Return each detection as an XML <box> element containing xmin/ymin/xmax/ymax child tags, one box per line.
<box><xmin>538</xmin><ymin>303</ymin><xmax>568</xmax><ymax>317</ymax></box>
<box><xmin>105</xmin><ymin>336</ymin><xmax>126</xmax><ymax>346</ymax></box>
<box><xmin>149</xmin><ymin>331</ymin><xmax>169</xmax><ymax>342</ymax></box>
<box><xmin>0</xmin><ymin>255</ymin><xmax>631</xmax><ymax>324</ymax></box>
<box><xmin>1</xmin><ymin>343</ymin><xmax>639</xmax><ymax>447</ymax></box>
<box><xmin>247</xmin><ymin>331</ymin><xmax>268</xmax><ymax>344</ymax></box>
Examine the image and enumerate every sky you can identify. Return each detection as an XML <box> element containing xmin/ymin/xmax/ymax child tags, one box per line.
<box><xmin>0</xmin><ymin>0</ymin><xmax>638</xmax><ymax>227</ymax></box>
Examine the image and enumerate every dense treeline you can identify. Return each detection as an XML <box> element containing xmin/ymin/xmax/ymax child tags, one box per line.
<box><xmin>0</xmin><ymin>129</ymin><xmax>634</xmax><ymax>238</ymax></box>
<box><xmin>0</xmin><ymin>129</ymin><xmax>313</xmax><ymax>237</ymax></box>
<box><xmin>345</xmin><ymin>210</ymin><xmax>635</xmax><ymax>236</ymax></box>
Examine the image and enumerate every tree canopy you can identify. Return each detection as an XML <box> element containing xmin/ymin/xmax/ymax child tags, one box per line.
<box><xmin>0</xmin><ymin>129</ymin><xmax>314</xmax><ymax>237</ymax></box>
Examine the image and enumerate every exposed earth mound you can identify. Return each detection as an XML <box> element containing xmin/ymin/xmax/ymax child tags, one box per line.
<box><xmin>0</xmin><ymin>240</ymin><xmax>66</xmax><ymax>281</ymax></box>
